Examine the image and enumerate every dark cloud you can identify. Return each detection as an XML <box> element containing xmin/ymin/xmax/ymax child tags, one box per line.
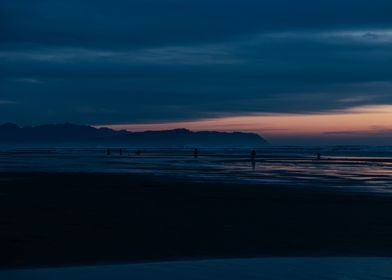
<box><xmin>1</xmin><ymin>0</ymin><xmax>392</xmax><ymax>126</ymax></box>
<box><xmin>1</xmin><ymin>0</ymin><xmax>392</xmax><ymax>48</ymax></box>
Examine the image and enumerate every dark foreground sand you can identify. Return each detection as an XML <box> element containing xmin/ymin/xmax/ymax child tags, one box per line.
<box><xmin>1</xmin><ymin>172</ymin><xmax>392</xmax><ymax>269</ymax></box>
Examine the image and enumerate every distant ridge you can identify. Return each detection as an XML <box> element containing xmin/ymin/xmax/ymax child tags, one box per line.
<box><xmin>0</xmin><ymin>123</ymin><xmax>268</xmax><ymax>147</ymax></box>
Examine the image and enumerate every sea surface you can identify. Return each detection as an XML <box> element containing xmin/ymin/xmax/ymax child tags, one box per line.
<box><xmin>2</xmin><ymin>258</ymin><xmax>392</xmax><ymax>280</ymax></box>
<box><xmin>1</xmin><ymin>146</ymin><xmax>392</xmax><ymax>194</ymax></box>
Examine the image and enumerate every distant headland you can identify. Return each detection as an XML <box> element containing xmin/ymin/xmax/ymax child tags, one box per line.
<box><xmin>0</xmin><ymin>123</ymin><xmax>268</xmax><ymax>147</ymax></box>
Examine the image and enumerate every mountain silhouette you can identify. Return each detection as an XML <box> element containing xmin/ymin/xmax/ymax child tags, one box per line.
<box><xmin>0</xmin><ymin>123</ymin><xmax>268</xmax><ymax>147</ymax></box>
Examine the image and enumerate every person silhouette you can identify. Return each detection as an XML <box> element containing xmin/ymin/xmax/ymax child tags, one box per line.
<box><xmin>317</xmin><ymin>152</ymin><xmax>321</xmax><ymax>160</ymax></box>
<box><xmin>251</xmin><ymin>149</ymin><xmax>256</xmax><ymax>170</ymax></box>
<box><xmin>194</xmin><ymin>148</ymin><xmax>199</xmax><ymax>158</ymax></box>
<box><xmin>106</xmin><ymin>149</ymin><xmax>111</xmax><ymax>156</ymax></box>
<box><xmin>119</xmin><ymin>149</ymin><xmax>123</xmax><ymax>156</ymax></box>
<box><xmin>251</xmin><ymin>149</ymin><xmax>256</xmax><ymax>160</ymax></box>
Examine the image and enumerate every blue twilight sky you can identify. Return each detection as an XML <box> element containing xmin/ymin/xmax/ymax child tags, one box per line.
<box><xmin>1</xmin><ymin>0</ymin><xmax>392</xmax><ymax>143</ymax></box>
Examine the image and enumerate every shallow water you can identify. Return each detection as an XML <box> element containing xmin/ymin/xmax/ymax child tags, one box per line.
<box><xmin>0</xmin><ymin>146</ymin><xmax>392</xmax><ymax>193</ymax></box>
<box><xmin>2</xmin><ymin>258</ymin><xmax>392</xmax><ymax>280</ymax></box>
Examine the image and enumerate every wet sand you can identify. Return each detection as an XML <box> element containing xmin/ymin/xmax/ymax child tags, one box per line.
<box><xmin>1</xmin><ymin>172</ymin><xmax>392</xmax><ymax>269</ymax></box>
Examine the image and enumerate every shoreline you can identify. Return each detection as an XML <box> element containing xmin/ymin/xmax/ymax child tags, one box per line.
<box><xmin>3</xmin><ymin>258</ymin><xmax>392</xmax><ymax>280</ymax></box>
<box><xmin>2</xmin><ymin>172</ymin><xmax>392</xmax><ymax>269</ymax></box>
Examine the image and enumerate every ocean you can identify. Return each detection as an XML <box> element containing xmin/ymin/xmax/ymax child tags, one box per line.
<box><xmin>1</xmin><ymin>145</ymin><xmax>392</xmax><ymax>194</ymax></box>
<box><xmin>2</xmin><ymin>258</ymin><xmax>392</xmax><ymax>280</ymax></box>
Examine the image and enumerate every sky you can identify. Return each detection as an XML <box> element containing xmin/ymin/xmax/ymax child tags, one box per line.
<box><xmin>1</xmin><ymin>0</ymin><xmax>392</xmax><ymax>144</ymax></box>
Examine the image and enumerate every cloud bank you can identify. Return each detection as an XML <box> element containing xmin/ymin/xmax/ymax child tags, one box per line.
<box><xmin>1</xmin><ymin>0</ymin><xmax>392</xmax><ymax>143</ymax></box>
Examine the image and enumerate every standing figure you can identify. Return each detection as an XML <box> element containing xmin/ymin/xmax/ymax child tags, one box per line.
<box><xmin>194</xmin><ymin>148</ymin><xmax>199</xmax><ymax>158</ymax></box>
<box><xmin>119</xmin><ymin>149</ymin><xmax>123</xmax><ymax>156</ymax></box>
<box><xmin>106</xmin><ymin>149</ymin><xmax>111</xmax><ymax>156</ymax></box>
<box><xmin>317</xmin><ymin>152</ymin><xmax>321</xmax><ymax>160</ymax></box>
<box><xmin>251</xmin><ymin>149</ymin><xmax>256</xmax><ymax>160</ymax></box>
<box><xmin>251</xmin><ymin>149</ymin><xmax>256</xmax><ymax>170</ymax></box>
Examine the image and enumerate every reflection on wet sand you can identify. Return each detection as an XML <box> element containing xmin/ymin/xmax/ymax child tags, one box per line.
<box><xmin>0</xmin><ymin>146</ymin><xmax>392</xmax><ymax>193</ymax></box>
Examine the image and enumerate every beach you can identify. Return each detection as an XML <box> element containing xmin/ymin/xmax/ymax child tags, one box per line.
<box><xmin>2</xmin><ymin>171</ymin><xmax>392</xmax><ymax>269</ymax></box>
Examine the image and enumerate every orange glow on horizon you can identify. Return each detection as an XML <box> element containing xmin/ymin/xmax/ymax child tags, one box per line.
<box><xmin>98</xmin><ymin>105</ymin><xmax>392</xmax><ymax>138</ymax></box>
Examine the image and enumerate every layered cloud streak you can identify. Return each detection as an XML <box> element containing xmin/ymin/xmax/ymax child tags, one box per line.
<box><xmin>1</xmin><ymin>0</ymin><xmax>392</xmax><ymax>143</ymax></box>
